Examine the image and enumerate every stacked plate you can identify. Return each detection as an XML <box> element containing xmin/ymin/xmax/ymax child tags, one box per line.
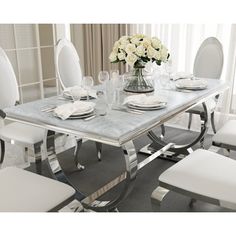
<box><xmin>125</xmin><ymin>94</ymin><xmax>167</xmax><ymax>111</ymax></box>
<box><xmin>63</xmin><ymin>86</ymin><xmax>96</xmax><ymax>100</ymax></box>
<box><xmin>53</xmin><ymin>101</ymin><xmax>95</xmax><ymax>120</ymax></box>
<box><xmin>175</xmin><ymin>78</ymin><xmax>208</xmax><ymax>90</ymax></box>
<box><xmin>67</xmin><ymin>108</ymin><xmax>95</xmax><ymax>120</ymax></box>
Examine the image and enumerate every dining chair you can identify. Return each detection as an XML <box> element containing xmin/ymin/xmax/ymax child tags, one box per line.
<box><xmin>0</xmin><ymin>47</ymin><xmax>45</xmax><ymax>168</ymax></box>
<box><xmin>55</xmin><ymin>39</ymin><xmax>102</xmax><ymax>166</ymax></box>
<box><xmin>0</xmin><ymin>166</ymin><xmax>76</xmax><ymax>212</ymax></box>
<box><xmin>55</xmin><ymin>38</ymin><xmax>83</xmax><ymax>89</ymax></box>
<box><xmin>187</xmin><ymin>37</ymin><xmax>224</xmax><ymax>134</ymax></box>
<box><xmin>151</xmin><ymin>120</ymin><xmax>236</xmax><ymax>211</ymax></box>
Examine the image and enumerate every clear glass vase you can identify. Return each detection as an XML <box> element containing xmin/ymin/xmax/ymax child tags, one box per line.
<box><xmin>124</xmin><ymin>66</ymin><xmax>154</xmax><ymax>93</ymax></box>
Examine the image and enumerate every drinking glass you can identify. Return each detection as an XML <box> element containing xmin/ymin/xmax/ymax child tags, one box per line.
<box><xmin>82</xmin><ymin>76</ymin><xmax>94</xmax><ymax>100</ymax></box>
<box><xmin>98</xmin><ymin>71</ymin><xmax>109</xmax><ymax>85</ymax></box>
<box><xmin>110</xmin><ymin>69</ymin><xmax>119</xmax><ymax>80</ymax></box>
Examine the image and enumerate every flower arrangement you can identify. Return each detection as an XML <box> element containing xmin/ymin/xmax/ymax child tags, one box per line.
<box><xmin>109</xmin><ymin>34</ymin><xmax>170</xmax><ymax>68</ymax></box>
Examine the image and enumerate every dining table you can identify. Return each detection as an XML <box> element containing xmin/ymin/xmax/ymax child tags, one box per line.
<box><xmin>4</xmin><ymin>77</ymin><xmax>228</xmax><ymax>211</ymax></box>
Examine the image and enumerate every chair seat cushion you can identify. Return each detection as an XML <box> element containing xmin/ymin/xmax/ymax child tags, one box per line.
<box><xmin>187</xmin><ymin>98</ymin><xmax>216</xmax><ymax>114</ymax></box>
<box><xmin>0</xmin><ymin>122</ymin><xmax>45</xmax><ymax>144</ymax></box>
<box><xmin>212</xmin><ymin>120</ymin><xmax>236</xmax><ymax>147</ymax></box>
<box><xmin>0</xmin><ymin>167</ymin><xmax>75</xmax><ymax>212</ymax></box>
<box><xmin>159</xmin><ymin>149</ymin><xmax>236</xmax><ymax>209</ymax></box>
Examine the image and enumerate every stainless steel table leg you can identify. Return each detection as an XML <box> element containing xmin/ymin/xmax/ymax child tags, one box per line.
<box><xmin>74</xmin><ymin>139</ymin><xmax>85</xmax><ymax>170</ymax></box>
<box><xmin>95</xmin><ymin>142</ymin><xmax>102</xmax><ymax>161</ymax></box>
<box><xmin>44</xmin><ymin>130</ymin><xmax>138</xmax><ymax>211</ymax></box>
<box><xmin>140</xmin><ymin>102</ymin><xmax>211</xmax><ymax>160</ymax></box>
<box><xmin>43</xmin><ymin>130</ymin><xmax>85</xmax><ymax>200</ymax></box>
<box><xmin>81</xmin><ymin>140</ymin><xmax>138</xmax><ymax>211</ymax></box>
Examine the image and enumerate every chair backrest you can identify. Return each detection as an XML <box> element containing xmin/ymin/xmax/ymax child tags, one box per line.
<box><xmin>55</xmin><ymin>39</ymin><xmax>83</xmax><ymax>89</ymax></box>
<box><xmin>193</xmin><ymin>37</ymin><xmax>224</xmax><ymax>79</ymax></box>
<box><xmin>0</xmin><ymin>48</ymin><xmax>19</xmax><ymax>109</ymax></box>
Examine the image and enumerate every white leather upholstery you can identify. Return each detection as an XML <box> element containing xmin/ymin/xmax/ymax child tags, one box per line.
<box><xmin>0</xmin><ymin>48</ymin><xmax>19</xmax><ymax>109</ymax></box>
<box><xmin>0</xmin><ymin>167</ymin><xmax>75</xmax><ymax>212</ymax></box>
<box><xmin>0</xmin><ymin>122</ymin><xmax>45</xmax><ymax>144</ymax></box>
<box><xmin>193</xmin><ymin>37</ymin><xmax>224</xmax><ymax>79</ymax></box>
<box><xmin>187</xmin><ymin>37</ymin><xmax>223</xmax><ymax>115</ymax></box>
<box><xmin>212</xmin><ymin>120</ymin><xmax>236</xmax><ymax>146</ymax></box>
<box><xmin>159</xmin><ymin>149</ymin><xmax>236</xmax><ymax>209</ymax></box>
<box><xmin>55</xmin><ymin>39</ymin><xmax>82</xmax><ymax>89</ymax></box>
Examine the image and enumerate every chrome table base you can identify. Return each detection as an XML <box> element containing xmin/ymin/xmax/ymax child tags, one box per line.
<box><xmin>139</xmin><ymin>102</ymin><xmax>210</xmax><ymax>161</ymax></box>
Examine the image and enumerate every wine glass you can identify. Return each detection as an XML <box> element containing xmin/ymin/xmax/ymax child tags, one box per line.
<box><xmin>98</xmin><ymin>71</ymin><xmax>109</xmax><ymax>85</ymax></box>
<box><xmin>82</xmin><ymin>76</ymin><xmax>94</xmax><ymax>100</ymax></box>
<box><xmin>110</xmin><ymin>69</ymin><xmax>119</xmax><ymax>80</ymax></box>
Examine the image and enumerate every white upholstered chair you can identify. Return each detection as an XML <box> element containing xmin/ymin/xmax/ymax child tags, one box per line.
<box><xmin>0</xmin><ymin>166</ymin><xmax>76</xmax><ymax>212</ymax></box>
<box><xmin>55</xmin><ymin>39</ymin><xmax>102</xmax><ymax>166</ymax></box>
<box><xmin>0</xmin><ymin>47</ymin><xmax>45</xmax><ymax>167</ymax></box>
<box><xmin>55</xmin><ymin>38</ymin><xmax>83</xmax><ymax>89</ymax></box>
<box><xmin>187</xmin><ymin>37</ymin><xmax>224</xmax><ymax>133</ymax></box>
<box><xmin>151</xmin><ymin>120</ymin><xmax>236</xmax><ymax>211</ymax></box>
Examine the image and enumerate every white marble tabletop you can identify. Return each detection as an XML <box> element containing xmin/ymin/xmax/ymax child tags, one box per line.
<box><xmin>4</xmin><ymin>78</ymin><xmax>228</xmax><ymax>146</ymax></box>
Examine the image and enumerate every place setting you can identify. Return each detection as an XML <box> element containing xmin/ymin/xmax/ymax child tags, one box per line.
<box><xmin>170</xmin><ymin>72</ymin><xmax>208</xmax><ymax>92</ymax></box>
<box><xmin>117</xmin><ymin>94</ymin><xmax>168</xmax><ymax>113</ymax></box>
<box><xmin>60</xmin><ymin>85</ymin><xmax>97</xmax><ymax>101</ymax></box>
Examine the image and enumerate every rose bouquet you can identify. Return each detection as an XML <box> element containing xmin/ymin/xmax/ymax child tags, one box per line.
<box><xmin>109</xmin><ymin>34</ymin><xmax>170</xmax><ymax>93</ymax></box>
<box><xmin>109</xmin><ymin>34</ymin><xmax>169</xmax><ymax>68</ymax></box>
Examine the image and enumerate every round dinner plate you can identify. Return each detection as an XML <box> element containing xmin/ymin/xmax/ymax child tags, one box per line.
<box><xmin>68</xmin><ymin>111</ymin><xmax>95</xmax><ymax>119</ymax></box>
<box><xmin>175</xmin><ymin>78</ymin><xmax>207</xmax><ymax>90</ymax></box>
<box><xmin>71</xmin><ymin>107</ymin><xmax>94</xmax><ymax>116</ymax></box>
<box><xmin>127</xmin><ymin>102</ymin><xmax>167</xmax><ymax>110</ymax></box>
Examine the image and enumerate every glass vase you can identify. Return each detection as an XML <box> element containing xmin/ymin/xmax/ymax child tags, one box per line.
<box><xmin>124</xmin><ymin>66</ymin><xmax>154</xmax><ymax>93</ymax></box>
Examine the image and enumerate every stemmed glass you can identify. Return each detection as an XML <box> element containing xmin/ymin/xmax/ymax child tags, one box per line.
<box><xmin>98</xmin><ymin>71</ymin><xmax>109</xmax><ymax>85</ymax></box>
<box><xmin>82</xmin><ymin>76</ymin><xmax>94</xmax><ymax>100</ymax></box>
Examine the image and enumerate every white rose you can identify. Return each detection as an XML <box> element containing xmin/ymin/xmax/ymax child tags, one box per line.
<box><xmin>160</xmin><ymin>46</ymin><xmax>168</xmax><ymax>61</ymax></box>
<box><xmin>125</xmin><ymin>53</ymin><xmax>138</xmax><ymax>67</ymax></box>
<box><xmin>134</xmin><ymin>34</ymin><xmax>145</xmax><ymax>39</ymax></box>
<box><xmin>147</xmin><ymin>46</ymin><xmax>156</xmax><ymax>59</ymax></box>
<box><xmin>125</xmin><ymin>43</ymin><xmax>136</xmax><ymax>54</ymax></box>
<box><xmin>118</xmin><ymin>51</ymin><xmax>126</xmax><ymax>60</ymax></box>
<box><xmin>151</xmin><ymin>37</ymin><xmax>162</xmax><ymax>49</ymax></box>
<box><xmin>119</xmin><ymin>39</ymin><xmax>130</xmax><ymax>50</ymax></box>
<box><xmin>113</xmin><ymin>41</ymin><xmax>120</xmax><ymax>53</ymax></box>
<box><xmin>154</xmin><ymin>51</ymin><xmax>161</xmax><ymax>60</ymax></box>
<box><xmin>109</xmin><ymin>51</ymin><xmax>117</xmax><ymax>62</ymax></box>
<box><xmin>141</xmin><ymin>37</ymin><xmax>152</xmax><ymax>48</ymax></box>
<box><xmin>136</xmin><ymin>45</ymin><xmax>146</xmax><ymax>57</ymax></box>
<box><xmin>131</xmin><ymin>36</ymin><xmax>141</xmax><ymax>46</ymax></box>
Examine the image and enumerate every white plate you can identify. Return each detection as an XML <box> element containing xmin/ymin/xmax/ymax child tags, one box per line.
<box><xmin>68</xmin><ymin>111</ymin><xmax>95</xmax><ymax>119</ymax></box>
<box><xmin>72</xmin><ymin>107</ymin><xmax>94</xmax><ymax>116</ymax></box>
<box><xmin>175</xmin><ymin>78</ymin><xmax>207</xmax><ymax>90</ymax></box>
<box><xmin>128</xmin><ymin>102</ymin><xmax>167</xmax><ymax>110</ymax></box>
<box><xmin>63</xmin><ymin>93</ymin><xmax>93</xmax><ymax>100</ymax></box>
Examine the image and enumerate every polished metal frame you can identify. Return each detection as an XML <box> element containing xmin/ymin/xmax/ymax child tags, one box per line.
<box><xmin>151</xmin><ymin>180</ymin><xmax>236</xmax><ymax>210</ymax></box>
<box><xmin>4</xmin><ymin>83</ymin><xmax>228</xmax><ymax>211</ymax></box>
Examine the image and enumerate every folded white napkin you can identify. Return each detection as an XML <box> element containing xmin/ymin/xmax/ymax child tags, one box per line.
<box><xmin>63</xmin><ymin>86</ymin><xmax>97</xmax><ymax>99</ymax></box>
<box><xmin>176</xmin><ymin>78</ymin><xmax>208</xmax><ymax>88</ymax></box>
<box><xmin>54</xmin><ymin>101</ymin><xmax>95</xmax><ymax>120</ymax></box>
<box><xmin>171</xmin><ymin>72</ymin><xmax>194</xmax><ymax>81</ymax></box>
<box><xmin>123</xmin><ymin>94</ymin><xmax>167</xmax><ymax>107</ymax></box>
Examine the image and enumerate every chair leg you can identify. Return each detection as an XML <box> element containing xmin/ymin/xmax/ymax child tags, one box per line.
<box><xmin>0</xmin><ymin>139</ymin><xmax>5</xmax><ymax>164</ymax></box>
<box><xmin>74</xmin><ymin>139</ymin><xmax>85</xmax><ymax>170</ymax></box>
<box><xmin>151</xmin><ymin>186</ymin><xmax>169</xmax><ymax>211</ymax></box>
<box><xmin>95</xmin><ymin>142</ymin><xmax>102</xmax><ymax>161</ymax></box>
<box><xmin>160</xmin><ymin>124</ymin><xmax>165</xmax><ymax>140</ymax></box>
<box><xmin>210</xmin><ymin>112</ymin><xmax>217</xmax><ymax>134</ymax></box>
<box><xmin>188</xmin><ymin>113</ymin><xmax>193</xmax><ymax>130</ymax></box>
<box><xmin>189</xmin><ymin>198</ymin><xmax>197</xmax><ymax>207</ymax></box>
<box><xmin>33</xmin><ymin>144</ymin><xmax>43</xmax><ymax>174</ymax></box>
